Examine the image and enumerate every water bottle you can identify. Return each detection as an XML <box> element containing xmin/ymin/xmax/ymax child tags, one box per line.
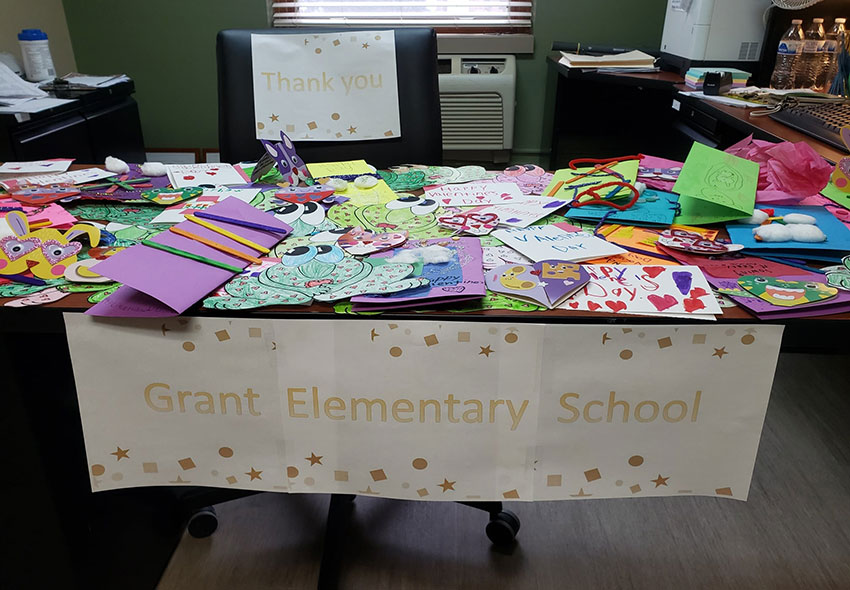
<box><xmin>17</xmin><ymin>28</ymin><xmax>55</xmax><ymax>82</ymax></box>
<box><xmin>796</xmin><ymin>18</ymin><xmax>825</xmax><ymax>89</ymax></box>
<box><xmin>771</xmin><ymin>19</ymin><xmax>804</xmax><ymax>89</ymax></box>
<box><xmin>817</xmin><ymin>18</ymin><xmax>846</xmax><ymax>91</ymax></box>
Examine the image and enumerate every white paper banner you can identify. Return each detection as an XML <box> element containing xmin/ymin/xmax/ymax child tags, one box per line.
<box><xmin>65</xmin><ymin>316</ymin><xmax>783</xmax><ymax>502</ymax></box>
<box><xmin>251</xmin><ymin>31</ymin><xmax>400</xmax><ymax>142</ymax></box>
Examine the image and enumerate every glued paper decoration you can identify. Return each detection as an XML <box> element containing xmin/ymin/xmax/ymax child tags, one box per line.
<box><xmin>379</xmin><ymin>168</ymin><xmax>428</xmax><ymax>191</ymax></box>
<box><xmin>64</xmin><ymin>258</ymin><xmax>113</xmax><ymax>284</ymax></box>
<box><xmin>469</xmin><ymin>197</ymin><xmax>569</xmax><ymax>228</ymax></box>
<box><xmin>252</xmin><ymin>31</ymin><xmax>400</xmax><ymax>141</ymax></box>
<box><xmin>66</xmin><ymin>202</ymin><xmax>161</xmax><ymax>225</ymax></box>
<box><xmin>493</xmin><ymin>225</ymin><xmax>626</xmax><ymax>263</ymax></box>
<box><xmin>486</xmin><ymin>261</ymin><xmax>590</xmax><ymax>309</ymax></box>
<box><xmin>4</xmin><ymin>287</ymin><xmax>69</xmax><ymax>307</ymax></box>
<box><xmin>823</xmin><ymin>256</ymin><xmax>850</xmax><ymax>291</ymax></box>
<box><xmin>306</xmin><ymin>160</ymin><xmax>374</xmax><ymax>178</ymax></box>
<box><xmin>737</xmin><ymin>275</ymin><xmax>837</xmax><ymax>307</ymax></box>
<box><xmin>657</xmin><ymin>228</ymin><xmax>743</xmax><ymax>255</ymax></box>
<box><xmin>328</xmin><ymin>194</ymin><xmax>454</xmax><ymax>239</ymax></box>
<box><xmin>260</xmin><ymin>130</ymin><xmax>311</xmax><ymax>185</ymax></box>
<box><xmin>140</xmin><ymin>187</ymin><xmax>203</xmax><ymax>206</ymax></box>
<box><xmin>425</xmin><ymin>165</ymin><xmax>495</xmax><ymax>185</ymax></box>
<box><xmin>204</xmin><ymin>245</ymin><xmax>427</xmax><ymax>309</ymax></box>
<box><xmin>273</xmin><ymin>184</ymin><xmax>335</xmax><ymax>204</ymax></box>
<box><xmin>150</xmin><ymin>188</ymin><xmax>261</xmax><ymax>225</ymax></box>
<box><xmin>264</xmin><ymin>199</ymin><xmax>339</xmax><ymax>237</ymax></box>
<box><xmin>564</xmin><ymin>189</ymin><xmax>680</xmax><ymax>227</ymax></box>
<box><xmin>76</xmin><ymin>164</ymin><xmax>169</xmax><ymax>202</ymax></box>
<box><xmin>424</xmin><ymin>182</ymin><xmax>524</xmax><ymax>207</ymax></box>
<box><xmin>165</xmin><ymin>163</ymin><xmax>249</xmax><ymax>189</ymax></box>
<box><xmin>338</xmin><ymin>226</ymin><xmax>407</xmax><ymax>255</ymax></box>
<box><xmin>437</xmin><ymin>211</ymin><xmax>498</xmax><ymax>236</ymax></box>
<box><xmin>830</xmin><ymin>126</ymin><xmax>850</xmax><ymax>193</ymax></box>
<box><xmin>495</xmin><ymin>164</ymin><xmax>554</xmax><ymax>195</ymax></box>
<box><xmin>8</xmin><ymin>183</ymin><xmax>80</xmax><ymax>205</ymax></box>
<box><xmin>543</xmin><ymin>160</ymin><xmax>640</xmax><ymax>200</ymax></box>
<box><xmin>561</xmin><ymin>265</ymin><xmax>721</xmax><ymax>316</ymax></box>
<box><xmin>64</xmin><ymin>316</ymin><xmax>784</xmax><ymax>502</ymax></box>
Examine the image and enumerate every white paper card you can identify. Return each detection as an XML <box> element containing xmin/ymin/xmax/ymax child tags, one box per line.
<box><xmin>165</xmin><ymin>163</ymin><xmax>248</xmax><ymax>188</ymax></box>
<box><xmin>150</xmin><ymin>187</ymin><xmax>261</xmax><ymax>225</ymax></box>
<box><xmin>493</xmin><ymin>225</ymin><xmax>626</xmax><ymax>262</ymax></box>
<box><xmin>471</xmin><ymin>197</ymin><xmax>570</xmax><ymax>228</ymax></box>
<box><xmin>251</xmin><ymin>31</ymin><xmax>400</xmax><ymax>142</ymax></box>
<box><xmin>0</xmin><ymin>159</ymin><xmax>73</xmax><ymax>173</ymax></box>
<box><xmin>424</xmin><ymin>182</ymin><xmax>525</xmax><ymax>207</ymax></box>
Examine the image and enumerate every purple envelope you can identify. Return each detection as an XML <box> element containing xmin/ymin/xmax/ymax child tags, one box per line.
<box><xmin>87</xmin><ymin>198</ymin><xmax>291</xmax><ymax>316</ymax></box>
<box><xmin>485</xmin><ymin>260</ymin><xmax>590</xmax><ymax>309</ymax></box>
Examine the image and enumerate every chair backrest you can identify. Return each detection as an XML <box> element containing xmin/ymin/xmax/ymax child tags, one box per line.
<box><xmin>217</xmin><ymin>28</ymin><xmax>442</xmax><ymax>168</ymax></box>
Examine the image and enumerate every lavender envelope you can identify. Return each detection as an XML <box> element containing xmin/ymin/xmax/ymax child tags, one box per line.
<box><xmin>485</xmin><ymin>260</ymin><xmax>590</xmax><ymax>309</ymax></box>
<box><xmin>87</xmin><ymin>198</ymin><xmax>291</xmax><ymax>316</ymax></box>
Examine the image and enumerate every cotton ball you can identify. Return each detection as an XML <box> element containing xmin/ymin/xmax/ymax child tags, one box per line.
<box><xmin>788</xmin><ymin>224</ymin><xmax>826</xmax><ymax>242</ymax></box>
<box><xmin>326</xmin><ymin>178</ymin><xmax>348</xmax><ymax>191</ymax></box>
<box><xmin>387</xmin><ymin>250</ymin><xmax>419</xmax><ymax>264</ymax></box>
<box><xmin>753</xmin><ymin>224</ymin><xmax>792</xmax><ymax>242</ymax></box>
<box><xmin>105</xmin><ymin>156</ymin><xmax>130</xmax><ymax>174</ymax></box>
<box><xmin>634</xmin><ymin>181</ymin><xmax>646</xmax><ymax>195</ymax></box>
<box><xmin>419</xmin><ymin>245</ymin><xmax>453</xmax><ymax>264</ymax></box>
<box><xmin>782</xmin><ymin>213</ymin><xmax>817</xmax><ymax>225</ymax></box>
<box><xmin>741</xmin><ymin>210</ymin><xmax>769</xmax><ymax>225</ymax></box>
<box><xmin>140</xmin><ymin>162</ymin><xmax>167</xmax><ymax>177</ymax></box>
<box><xmin>354</xmin><ymin>175</ymin><xmax>378</xmax><ymax>189</ymax></box>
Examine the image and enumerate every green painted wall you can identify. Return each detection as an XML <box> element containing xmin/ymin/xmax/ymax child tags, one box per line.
<box><xmin>63</xmin><ymin>0</ymin><xmax>667</xmax><ymax>158</ymax></box>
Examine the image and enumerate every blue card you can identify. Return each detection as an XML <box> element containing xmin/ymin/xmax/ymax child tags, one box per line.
<box><xmin>563</xmin><ymin>189</ymin><xmax>680</xmax><ymax>227</ymax></box>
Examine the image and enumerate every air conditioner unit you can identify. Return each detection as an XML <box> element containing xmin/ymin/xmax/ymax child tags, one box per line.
<box><xmin>438</xmin><ymin>55</ymin><xmax>516</xmax><ymax>161</ymax></box>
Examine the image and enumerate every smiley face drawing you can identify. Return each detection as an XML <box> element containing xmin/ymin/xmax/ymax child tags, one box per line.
<box><xmin>499</xmin><ymin>265</ymin><xmax>536</xmax><ymax>290</ymax></box>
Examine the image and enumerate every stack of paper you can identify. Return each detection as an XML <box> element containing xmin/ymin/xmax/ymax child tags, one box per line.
<box><xmin>684</xmin><ymin>68</ymin><xmax>751</xmax><ymax>90</ymax></box>
<box><xmin>558</xmin><ymin>50</ymin><xmax>656</xmax><ymax>69</ymax></box>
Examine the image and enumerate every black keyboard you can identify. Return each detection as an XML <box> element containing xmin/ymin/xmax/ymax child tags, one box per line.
<box><xmin>770</xmin><ymin>101</ymin><xmax>850</xmax><ymax>152</ymax></box>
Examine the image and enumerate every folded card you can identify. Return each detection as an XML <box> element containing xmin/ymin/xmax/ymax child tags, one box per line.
<box><xmin>492</xmin><ymin>224</ymin><xmax>626</xmax><ymax>262</ymax></box>
<box><xmin>424</xmin><ymin>182</ymin><xmax>525</xmax><ymax>207</ymax></box>
<box><xmin>486</xmin><ymin>260</ymin><xmax>589</xmax><ymax>309</ymax></box>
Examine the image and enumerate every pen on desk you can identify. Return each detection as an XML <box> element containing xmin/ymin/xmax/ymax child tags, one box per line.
<box><xmin>193</xmin><ymin>211</ymin><xmax>290</xmax><ymax>235</ymax></box>
<box><xmin>184</xmin><ymin>214</ymin><xmax>270</xmax><ymax>253</ymax></box>
<box><xmin>169</xmin><ymin>226</ymin><xmax>263</xmax><ymax>264</ymax></box>
<box><xmin>141</xmin><ymin>240</ymin><xmax>244</xmax><ymax>273</ymax></box>
<box><xmin>4</xmin><ymin>274</ymin><xmax>47</xmax><ymax>286</ymax></box>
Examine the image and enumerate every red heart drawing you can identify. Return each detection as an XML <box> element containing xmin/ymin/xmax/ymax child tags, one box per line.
<box><xmin>530</xmin><ymin>270</ymin><xmax>540</xmax><ymax>276</ymax></box>
<box><xmin>683</xmin><ymin>297</ymin><xmax>706</xmax><ymax>312</ymax></box>
<box><xmin>183</xmin><ymin>175</ymin><xmax>195</xmax><ymax>180</ymax></box>
<box><xmin>689</xmin><ymin>287</ymin><xmax>708</xmax><ymax>298</ymax></box>
<box><xmin>568</xmin><ymin>301</ymin><xmax>579</xmax><ymax>309</ymax></box>
<box><xmin>587</xmin><ymin>301</ymin><xmax>602</xmax><ymax>311</ymax></box>
<box><xmin>206</xmin><ymin>171</ymin><xmax>217</xmax><ymax>176</ymax></box>
<box><xmin>605</xmin><ymin>300</ymin><xmax>628</xmax><ymax>312</ymax></box>
<box><xmin>647</xmin><ymin>294</ymin><xmax>677</xmax><ymax>311</ymax></box>
<box><xmin>442</xmin><ymin>198</ymin><xmax>452</xmax><ymax>204</ymax></box>
<box><xmin>642</xmin><ymin>266</ymin><xmax>665</xmax><ymax>279</ymax></box>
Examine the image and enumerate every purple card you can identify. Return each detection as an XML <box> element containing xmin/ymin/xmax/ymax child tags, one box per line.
<box><xmin>351</xmin><ymin>237</ymin><xmax>485</xmax><ymax>310</ymax></box>
<box><xmin>73</xmin><ymin>164</ymin><xmax>172</xmax><ymax>202</ymax></box>
<box><xmin>485</xmin><ymin>260</ymin><xmax>590</xmax><ymax>309</ymax></box>
<box><xmin>87</xmin><ymin>198</ymin><xmax>292</xmax><ymax>316</ymax></box>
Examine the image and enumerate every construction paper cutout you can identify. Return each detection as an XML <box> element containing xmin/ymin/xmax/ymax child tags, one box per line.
<box><xmin>306</xmin><ymin>160</ymin><xmax>374</xmax><ymax>178</ymax></box>
<box><xmin>0</xmin><ymin>278</ymin><xmax>62</xmax><ymax>298</ymax></box>
<box><xmin>260</xmin><ymin>130</ymin><xmax>311</xmax><ymax>185</ymax></box>
<box><xmin>65</xmin><ymin>202</ymin><xmax>161</xmax><ymax>225</ymax></box>
<box><xmin>338</xmin><ymin>227</ymin><xmax>408</xmax><ymax>255</ymax></box>
<box><xmin>468</xmin><ymin>197</ymin><xmax>569</xmax><ymax>228</ymax></box>
<box><xmin>738</xmin><ymin>275</ymin><xmax>837</xmax><ymax>307</ymax></box>
<box><xmin>832</xmin><ymin>127</ymin><xmax>850</xmax><ymax>192</ymax></box>
<box><xmin>75</xmin><ymin>164</ymin><xmax>170</xmax><ymax>202</ymax></box>
<box><xmin>492</xmin><ymin>225</ymin><xmax>626</xmax><ymax>263</ymax></box>
<box><xmin>140</xmin><ymin>187</ymin><xmax>203</xmax><ymax>205</ymax></box>
<box><xmin>104</xmin><ymin>223</ymin><xmax>162</xmax><ymax>246</ymax></box>
<box><xmin>495</xmin><ymin>164</ymin><xmax>554</xmax><ymax>195</ymax></box>
<box><xmin>424</xmin><ymin>182</ymin><xmax>524</xmax><ymax>207</ymax></box>
<box><xmin>150</xmin><ymin>188</ymin><xmax>261</xmax><ymax>225</ymax></box>
<box><xmin>564</xmin><ymin>189</ymin><xmax>680</xmax><ymax>227</ymax></box>
<box><xmin>328</xmin><ymin>194</ymin><xmax>454</xmax><ymax>239</ymax></box>
<box><xmin>8</xmin><ymin>183</ymin><xmax>80</xmax><ymax>205</ymax></box>
<box><xmin>0</xmin><ymin>211</ymin><xmax>100</xmax><ymax>279</ymax></box>
<box><xmin>165</xmin><ymin>163</ymin><xmax>249</xmax><ymax>189</ymax></box>
<box><xmin>657</xmin><ymin>228</ymin><xmax>744</xmax><ymax>254</ymax></box>
<box><xmin>64</xmin><ymin>258</ymin><xmax>113</xmax><ymax>283</ymax></box>
<box><xmin>265</xmin><ymin>200</ymin><xmax>339</xmax><ymax>236</ymax></box>
<box><xmin>823</xmin><ymin>256</ymin><xmax>850</xmax><ymax>291</ymax></box>
<box><xmin>425</xmin><ymin>165</ymin><xmax>495</xmax><ymax>185</ymax></box>
<box><xmin>486</xmin><ymin>260</ymin><xmax>590</xmax><ymax>309</ymax></box>
<box><xmin>4</xmin><ymin>287</ymin><xmax>69</xmax><ymax>307</ymax></box>
<box><xmin>672</xmin><ymin>142</ymin><xmax>758</xmax><ymax>225</ymax></box>
<box><xmin>822</xmin><ymin>178</ymin><xmax>850</xmax><ymax>210</ymax></box>
<box><xmin>437</xmin><ymin>212</ymin><xmax>498</xmax><ymax>236</ymax></box>
<box><xmin>379</xmin><ymin>169</ymin><xmax>428</xmax><ymax>191</ymax></box>
<box><xmin>543</xmin><ymin>160</ymin><xmax>640</xmax><ymax>200</ymax></box>
<box><xmin>0</xmin><ymin>198</ymin><xmax>77</xmax><ymax>231</ymax></box>
<box><xmin>273</xmin><ymin>184</ymin><xmax>335</xmax><ymax>204</ymax></box>
<box><xmin>726</xmin><ymin>206</ymin><xmax>850</xmax><ymax>259</ymax></box>
<box><xmin>204</xmin><ymin>251</ymin><xmax>427</xmax><ymax>309</ymax></box>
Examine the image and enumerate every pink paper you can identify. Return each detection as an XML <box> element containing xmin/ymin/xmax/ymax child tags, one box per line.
<box><xmin>87</xmin><ymin>198</ymin><xmax>291</xmax><ymax>316</ymax></box>
<box><xmin>637</xmin><ymin>155</ymin><xmax>683</xmax><ymax>192</ymax></box>
<box><xmin>0</xmin><ymin>198</ymin><xmax>77</xmax><ymax>229</ymax></box>
<box><xmin>725</xmin><ymin>135</ymin><xmax>833</xmax><ymax>205</ymax></box>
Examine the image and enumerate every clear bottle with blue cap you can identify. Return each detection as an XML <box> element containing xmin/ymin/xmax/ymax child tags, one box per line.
<box><xmin>18</xmin><ymin>28</ymin><xmax>56</xmax><ymax>82</ymax></box>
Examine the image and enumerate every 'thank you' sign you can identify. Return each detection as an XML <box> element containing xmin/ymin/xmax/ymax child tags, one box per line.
<box><xmin>251</xmin><ymin>31</ymin><xmax>401</xmax><ymax>142</ymax></box>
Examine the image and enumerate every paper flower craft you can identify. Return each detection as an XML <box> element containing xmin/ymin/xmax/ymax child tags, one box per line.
<box><xmin>328</xmin><ymin>194</ymin><xmax>455</xmax><ymax>239</ymax></box>
<box><xmin>203</xmin><ymin>244</ymin><xmax>429</xmax><ymax>309</ymax></box>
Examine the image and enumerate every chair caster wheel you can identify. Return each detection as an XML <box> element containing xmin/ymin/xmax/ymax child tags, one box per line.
<box><xmin>187</xmin><ymin>506</ymin><xmax>218</xmax><ymax>538</ymax></box>
<box><xmin>486</xmin><ymin>510</ymin><xmax>520</xmax><ymax>546</ymax></box>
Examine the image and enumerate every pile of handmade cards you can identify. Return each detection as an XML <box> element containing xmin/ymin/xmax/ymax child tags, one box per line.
<box><xmin>493</xmin><ymin>224</ymin><xmax>626</xmax><ymax>262</ymax></box>
<box><xmin>486</xmin><ymin>261</ymin><xmax>589</xmax><ymax>308</ymax></box>
<box><xmin>88</xmin><ymin>197</ymin><xmax>291</xmax><ymax>316</ymax></box>
<box><xmin>561</xmin><ymin>264</ymin><xmax>722</xmax><ymax>318</ymax></box>
<box><xmin>564</xmin><ymin>188</ymin><xmax>680</xmax><ymax>227</ymax></box>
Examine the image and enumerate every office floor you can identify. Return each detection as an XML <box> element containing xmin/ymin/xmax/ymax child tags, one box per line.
<box><xmin>157</xmin><ymin>352</ymin><xmax>850</xmax><ymax>590</ymax></box>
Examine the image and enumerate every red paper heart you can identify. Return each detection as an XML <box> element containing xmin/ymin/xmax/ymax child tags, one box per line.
<box><xmin>689</xmin><ymin>287</ymin><xmax>708</xmax><ymax>298</ymax></box>
<box><xmin>647</xmin><ymin>294</ymin><xmax>677</xmax><ymax>311</ymax></box>
<box><xmin>568</xmin><ymin>301</ymin><xmax>579</xmax><ymax>309</ymax></box>
<box><xmin>605</xmin><ymin>300</ymin><xmax>628</xmax><ymax>312</ymax></box>
<box><xmin>642</xmin><ymin>266</ymin><xmax>665</xmax><ymax>279</ymax></box>
<box><xmin>183</xmin><ymin>175</ymin><xmax>195</xmax><ymax>180</ymax></box>
<box><xmin>587</xmin><ymin>301</ymin><xmax>602</xmax><ymax>311</ymax></box>
<box><xmin>683</xmin><ymin>297</ymin><xmax>706</xmax><ymax>313</ymax></box>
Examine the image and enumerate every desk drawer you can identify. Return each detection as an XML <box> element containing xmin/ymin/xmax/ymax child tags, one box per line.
<box><xmin>679</xmin><ymin>102</ymin><xmax>719</xmax><ymax>137</ymax></box>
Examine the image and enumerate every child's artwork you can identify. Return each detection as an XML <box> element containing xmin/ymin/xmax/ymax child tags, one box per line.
<box><xmin>263</xmin><ymin>199</ymin><xmax>339</xmax><ymax>236</ymax></box>
<box><xmin>328</xmin><ymin>194</ymin><xmax>454</xmax><ymax>239</ymax></box>
<box><xmin>829</xmin><ymin>126</ymin><xmax>850</xmax><ymax>193</ymax></box>
<box><xmin>560</xmin><ymin>265</ymin><xmax>721</xmax><ymax>316</ymax></box>
<box><xmin>260</xmin><ymin>130</ymin><xmax>310</xmax><ymax>185</ymax></box>
<box><xmin>7</xmin><ymin>183</ymin><xmax>80</xmax><ymax>205</ymax></box>
<box><xmin>495</xmin><ymin>164</ymin><xmax>554</xmax><ymax>195</ymax></box>
<box><xmin>486</xmin><ymin>260</ymin><xmax>590</xmax><ymax>309</ymax></box>
<box><xmin>0</xmin><ymin>198</ymin><xmax>77</xmax><ymax>231</ymax></box>
<box><xmin>306</xmin><ymin>160</ymin><xmax>374</xmax><ymax>178</ymax></box>
<box><xmin>379</xmin><ymin>168</ymin><xmax>428</xmax><ymax>191</ymax></box>
<box><xmin>338</xmin><ymin>226</ymin><xmax>407</xmax><ymax>255</ymax></box>
<box><xmin>822</xmin><ymin>178</ymin><xmax>850</xmax><ymax>210</ymax></box>
<box><xmin>65</xmin><ymin>202</ymin><xmax>161</xmax><ymax>225</ymax></box>
<box><xmin>737</xmin><ymin>275</ymin><xmax>838</xmax><ymax>307</ymax></box>
<box><xmin>0</xmin><ymin>168</ymin><xmax>115</xmax><ymax>191</ymax></box>
<box><xmin>325</xmin><ymin>179</ymin><xmax>398</xmax><ymax>206</ymax></box>
<box><xmin>493</xmin><ymin>224</ymin><xmax>626</xmax><ymax>262</ymax></box>
<box><xmin>139</xmin><ymin>187</ymin><xmax>203</xmax><ymax>206</ymax></box>
<box><xmin>482</xmin><ymin>245</ymin><xmax>532</xmax><ymax>269</ymax></box>
<box><xmin>64</xmin><ymin>258</ymin><xmax>113</xmax><ymax>283</ymax></box>
<box><xmin>564</xmin><ymin>189</ymin><xmax>680</xmax><ymax>227</ymax></box>
<box><xmin>672</xmin><ymin>142</ymin><xmax>758</xmax><ymax>225</ymax></box>
<box><xmin>75</xmin><ymin>164</ymin><xmax>170</xmax><ymax>201</ymax></box>
<box><xmin>0</xmin><ymin>158</ymin><xmax>73</xmax><ymax>174</ymax></box>
<box><xmin>467</xmin><ymin>197</ymin><xmax>569</xmax><ymax>228</ymax></box>
<box><xmin>637</xmin><ymin>154</ymin><xmax>682</xmax><ymax>191</ymax></box>
<box><xmin>425</xmin><ymin>165</ymin><xmax>494</xmax><ymax>185</ymax></box>
<box><xmin>150</xmin><ymin>188</ymin><xmax>261</xmax><ymax>225</ymax></box>
<box><xmin>542</xmin><ymin>159</ymin><xmax>640</xmax><ymax>200</ymax></box>
<box><xmin>424</xmin><ymin>182</ymin><xmax>524</xmax><ymax>207</ymax></box>
<box><xmin>0</xmin><ymin>211</ymin><xmax>100</xmax><ymax>279</ymax></box>
<box><xmin>437</xmin><ymin>211</ymin><xmax>499</xmax><ymax>236</ymax></box>
<box><xmin>4</xmin><ymin>287</ymin><xmax>69</xmax><ymax>307</ymax></box>
<box><xmin>824</xmin><ymin>256</ymin><xmax>850</xmax><ymax>291</ymax></box>
<box><xmin>351</xmin><ymin>237</ymin><xmax>486</xmax><ymax>310</ymax></box>
<box><xmin>273</xmin><ymin>184</ymin><xmax>336</xmax><ymax>204</ymax></box>
<box><xmin>657</xmin><ymin>228</ymin><xmax>743</xmax><ymax>255</ymax></box>
<box><xmin>204</xmin><ymin>245</ymin><xmax>427</xmax><ymax>309</ymax></box>
<box><xmin>165</xmin><ymin>163</ymin><xmax>249</xmax><ymax>188</ymax></box>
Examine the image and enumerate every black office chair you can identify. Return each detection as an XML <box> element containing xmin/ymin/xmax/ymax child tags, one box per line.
<box><xmin>216</xmin><ymin>28</ymin><xmax>443</xmax><ymax>167</ymax></box>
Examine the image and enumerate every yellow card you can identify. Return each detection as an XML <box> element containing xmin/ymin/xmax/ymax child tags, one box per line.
<box><xmin>307</xmin><ymin>160</ymin><xmax>373</xmax><ymax>178</ymax></box>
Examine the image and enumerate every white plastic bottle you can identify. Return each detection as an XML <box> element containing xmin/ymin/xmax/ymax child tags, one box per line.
<box><xmin>796</xmin><ymin>18</ymin><xmax>826</xmax><ymax>89</ymax></box>
<box><xmin>770</xmin><ymin>19</ymin><xmax>804</xmax><ymax>89</ymax></box>
<box><xmin>817</xmin><ymin>18</ymin><xmax>846</xmax><ymax>91</ymax></box>
<box><xmin>17</xmin><ymin>29</ymin><xmax>56</xmax><ymax>82</ymax></box>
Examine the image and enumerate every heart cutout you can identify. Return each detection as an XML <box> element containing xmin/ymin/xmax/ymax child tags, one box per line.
<box><xmin>647</xmin><ymin>294</ymin><xmax>677</xmax><ymax>311</ymax></box>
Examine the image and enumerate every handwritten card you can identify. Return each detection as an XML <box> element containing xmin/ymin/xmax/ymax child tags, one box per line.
<box><xmin>165</xmin><ymin>163</ymin><xmax>249</xmax><ymax>189</ymax></box>
<box><xmin>150</xmin><ymin>188</ymin><xmax>261</xmax><ymax>224</ymax></box>
<box><xmin>560</xmin><ymin>265</ymin><xmax>721</xmax><ymax>316</ymax></box>
<box><xmin>493</xmin><ymin>225</ymin><xmax>626</xmax><ymax>262</ymax></box>
<box><xmin>424</xmin><ymin>182</ymin><xmax>525</xmax><ymax>207</ymax></box>
<box><xmin>0</xmin><ymin>159</ymin><xmax>73</xmax><ymax>174</ymax></box>
<box><xmin>252</xmin><ymin>31</ymin><xmax>400</xmax><ymax>142</ymax></box>
<box><xmin>306</xmin><ymin>160</ymin><xmax>374</xmax><ymax>178</ymax></box>
<box><xmin>468</xmin><ymin>197</ymin><xmax>569</xmax><ymax>228</ymax></box>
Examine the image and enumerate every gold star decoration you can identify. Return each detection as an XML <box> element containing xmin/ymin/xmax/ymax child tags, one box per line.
<box><xmin>479</xmin><ymin>345</ymin><xmax>493</xmax><ymax>357</ymax></box>
<box><xmin>246</xmin><ymin>467</ymin><xmax>263</xmax><ymax>481</ymax></box>
<box><xmin>437</xmin><ymin>478</ymin><xmax>455</xmax><ymax>492</ymax></box>
<box><xmin>347</xmin><ymin>126</ymin><xmax>357</xmax><ymax>134</ymax></box>
<box><xmin>651</xmin><ymin>474</ymin><xmax>669</xmax><ymax>487</ymax></box>
<box><xmin>269</xmin><ymin>114</ymin><xmax>279</xmax><ymax>122</ymax></box>
<box><xmin>111</xmin><ymin>446</ymin><xmax>130</xmax><ymax>461</ymax></box>
<box><xmin>370</xmin><ymin>328</ymin><xmax>379</xmax><ymax>341</ymax></box>
<box><xmin>713</xmin><ymin>347</ymin><xmax>728</xmax><ymax>359</ymax></box>
<box><xmin>362</xmin><ymin>42</ymin><xmax>370</xmax><ymax>49</ymax></box>
<box><xmin>602</xmin><ymin>332</ymin><xmax>611</xmax><ymax>344</ymax></box>
<box><xmin>306</xmin><ymin>452</ymin><xmax>323</xmax><ymax>466</ymax></box>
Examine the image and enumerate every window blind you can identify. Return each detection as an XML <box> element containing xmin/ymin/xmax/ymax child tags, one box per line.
<box><xmin>271</xmin><ymin>1</ymin><xmax>533</xmax><ymax>33</ymax></box>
